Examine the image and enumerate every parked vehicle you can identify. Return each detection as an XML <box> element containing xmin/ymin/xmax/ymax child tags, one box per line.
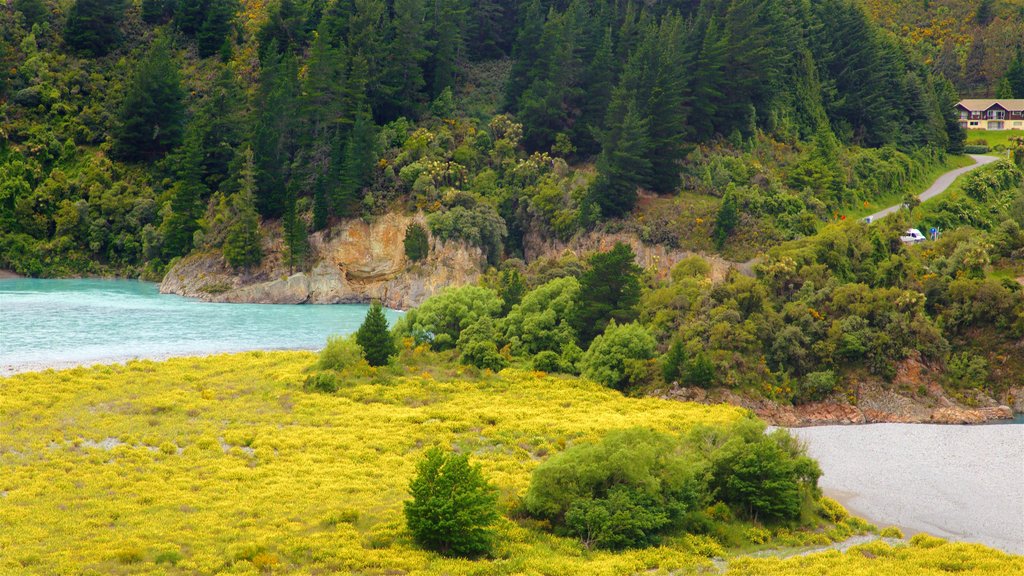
<box><xmin>900</xmin><ymin>228</ymin><xmax>927</xmax><ymax>244</ymax></box>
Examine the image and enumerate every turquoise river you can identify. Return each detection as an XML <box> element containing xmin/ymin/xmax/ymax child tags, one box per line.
<box><xmin>0</xmin><ymin>278</ymin><xmax>402</xmax><ymax>375</ymax></box>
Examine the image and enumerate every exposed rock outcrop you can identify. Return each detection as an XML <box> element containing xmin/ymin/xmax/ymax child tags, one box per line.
<box><xmin>160</xmin><ymin>213</ymin><xmax>483</xmax><ymax>310</ymax></box>
<box><xmin>523</xmin><ymin>228</ymin><xmax>741</xmax><ymax>282</ymax></box>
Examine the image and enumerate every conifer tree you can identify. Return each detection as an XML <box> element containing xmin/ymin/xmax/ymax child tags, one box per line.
<box><xmin>591</xmin><ymin>89</ymin><xmax>651</xmax><ymax>218</ymax></box>
<box><xmin>176</xmin><ymin>0</ymin><xmax>207</xmax><ymax>35</ymax></box>
<box><xmin>356</xmin><ymin>301</ymin><xmax>397</xmax><ymax>366</ymax></box>
<box><xmin>572</xmin><ymin>242</ymin><xmax>642</xmax><ymax>346</ymax></box>
<box><xmin>195</xmin><ymin>66</ymin><xmax>246</xmax><ymax>192</ymax></box>
<box><xmin>1004</xmin><ymin>51</ymin><xmax>1024</xmax><ymax>98</ymax></box>
<box><xmin>112</xmin><ymin>34</ymin><xmax>185</xmax><ymax>162</ymax></box>
<box><xmin>198</xmin><ymin>0</ymin><xmax>238</xmax><ymax>58</ymax></box>
<box><xmin>163</xmin><ymin>125</ymin><xmax>208</xmax><ymax>259</ymax></box>
<box><xmin>64</xmin><ymin>0</ymin><xmax>124</xmax><ymax>57</ymax></box>
<box><xmin>335</xmin><ymin>112</ymin><xmax>377</xmax><ymax>215</ymax></box>
<box><xmin>714</xmin><ymin>191</ymin><xmax>739</xmax><ymax>249</ymax></box>
<box><xmin>224</xmin><ymin>146</ymin><xmax>263</xmax><ymax>269</ymax></box>
<box><xmin>282</xmin><ymin>184</ymin><xmax>307</xmax><ymax>271</ymax></box>
<box><xmin>381</xmin><ymin>0</ymin><xmax>429</xmax><ymax>120</ymax></box>
<box><xmin>253</xmin><ymin>48</ymin><xmax>299</xmax><ymax>218</ymax></box>
<box><xmin>14</xmin><ymin>0</ymin><xmax>49</xmax><ymax>27</ymax></box>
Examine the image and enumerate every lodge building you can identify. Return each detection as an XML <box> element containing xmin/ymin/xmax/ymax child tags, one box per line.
<box><xmin>956</xmin><ymin>99</ymin><xmax>1024</xmax><ymax>130</ymax></box>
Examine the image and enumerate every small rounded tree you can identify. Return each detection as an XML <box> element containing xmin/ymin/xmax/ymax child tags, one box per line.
<box><xmin>404</xmin><ymin>447</ymin><xmax>499</xmax><ymax>557</ymax></box>
<box><xmin>356</xmin><ymin>301</ymin><xmax>397</xmax><ymax>367</ymax></box>
<box><xmin>404</xmin><ymin>223</ymin><xmax>430</xmax><ymax>262</ymax></box>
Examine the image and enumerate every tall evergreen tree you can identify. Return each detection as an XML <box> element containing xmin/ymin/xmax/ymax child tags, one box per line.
<box><xmin>64</xmin><ymin>0</ymin><xmax>125</xmax><ymax>57</ymax></box>
<box><xmin>282</xmin><ymin>183</ymin><xmax>307</xmax><ymax>271</ymax></box>
<box><xmin>572</xmin><ymin>242</ymin><xmax>642</xmax><ymax>346</ymax></box>
<box><xmin>1004</xmin><ymin>50</ymin><xmax>1024</xmax><ymax>98</ymax></box>
<box><xmin>380</xmin><ymin>0</ymin><xmax>429</xmax><ymax>120</ymax></box>
<box><xmin>356</xmin><ymin>301</ymin><xmax>397</xmax><ymax>366</ymax></box>
<box><xmin>425</xmin><ymin>0</ymin><xmax>467</xmax><ymax>98</ymax></box>
<box><xmin>224</xmin><ymin>146</ymin><xmax>263</xmax><ymax>269</ymax></box>
<box><xmin>14</xmin><ymin>0</ymin><xmax>49</xmax><ymax>28</ymax></box>
<box><xmin>176</xmin><ymin>0</ymin><xmax>208</xmax><ymax>35</ymax></box>
<box><xmin>112</xmin><ymin>34</ymin><xmax>185</xmax><ymax>162</ymax></box>
<box><xmin>335</xmin><ymin>112</ymin><xmax>377</xmax><ymax>215</ymax></box>
<box><xmin>964</xmin><ymin>33</ymin><xmax>988</xmax><ymax>96</ymax></box>
<box><xmin>198</xmin><ymin>0</ymin><xmax>238</xmax><ymax>58</ymax></box>
<box><xmin>162</xmin><ymin>125</ymin><xmax>208</xmax><ymax>259</ymax></box>
<box><xmin>590</xmin><ymin>88</ymin><xmax>651</xmax><ymax>218</ymax></box>
<box><xmin>253</xmin><ymin>47</ymin><xmax>300</xmax><ymax>218</ymax></box>
<box><xmin>142</xmin><ymin>0</ymin><xmax>173</xmax><ymax>25</ymax></box>
<box><xmin>195</xmin><ymin>65</ymin><xmax>246</xmax><ymax>192</ymax></box>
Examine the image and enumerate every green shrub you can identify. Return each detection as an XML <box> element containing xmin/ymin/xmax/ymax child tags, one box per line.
<box><xmin>946</xmin><ymin>352</ymin><xmax>988</xmax><ymax>388</ymax></box>
<box><xmin>457</xmin><ymin>317</ymin><xmax>507</xmax><ymax>372</ymax></box>
<box><xmin>795</xmin><ymin>370</ymin><xmax>840</xmax><ymax>403</ymax></box>
<box><xmin>962</xmin><ymin>145</ymin><xmax>991</xmax><ymax>154</ymax></box>
<box><xmin>304</xmin><ymin>372</ymin><xmax>340</xmax><ymax>393</ymax></box>
<box><xmin>532</xmin><ymin>350</ymin><xmax>563</xmax><ymax>372</ymax></box>
<box><xmin>880</xmin><ymin>526</ymin><xmax>904</xmax><ymax>539</ymax></box>
<box><xmin>704</xmin><ymin>419</ymin><xmax>821</xmax><ymax>523</ymax></box>
<box><xmin>660</xmin><ymin>339</ymin><xmax>687</xmax><ymax>384</ymax></box>
<box><xmin>684</xmin><ymin>351</ymin><xmax>716</xmax><ymax>388</ymax></box>
<box><xmin>818</xmin><ymin>496</ymin><xmax>849</xmax><ymax>523</ymax></box>
<box><xmin>316</xmin><ymin>335</ymin><xmax>368</xmax><ymax>372</ymax></box>
<box><xmin>580</xmin><ymin>321</ymin><xmax>656</xmax><ymax>390</ymax></box>
<box><xmin>501</xmin><ymin>276</ymin><xmax>580</xmax><ymax>356</ymax></box>
<box><xmin>394</xmin><ymin>285</ymin><xmax>503</xmax><ymax>351</ymax></box>
<box><xmin>523</xmin><ymin>428</ymin><xmax>709</xmax><ymax>550</ymax></box>
<box><xmin>404</xmin><ymin>223</ymin><xmax>430</xmax><ymax>262</ymax></box>
<box><xmin>404</xmin><ymin>447</ymin><xmax>499</xmax><ymax>557</ymax></box>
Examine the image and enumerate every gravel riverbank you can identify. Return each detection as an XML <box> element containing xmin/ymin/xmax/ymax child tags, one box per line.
<box><xmin>789</xmin><ymin>423</ymin><xmax>1024</xmax><ymax>554</ymax></box>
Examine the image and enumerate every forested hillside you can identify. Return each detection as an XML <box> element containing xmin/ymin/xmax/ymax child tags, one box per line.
<box><xmin>859</xmin><ymin>0</ymin><xmax>1024</xmax><ymax>97</ymax></box>
<box><xmin>0</xmin><ymin>0</ymin><xmax>967</xmax><ymax>277</ymax></box>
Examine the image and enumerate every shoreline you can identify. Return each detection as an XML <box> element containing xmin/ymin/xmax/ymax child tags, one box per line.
<box><xmin>0</xmin><ymin>269</ymin><xmax>23</xmax><ymax>279</ymax></box>
<box><xmin>789</xmin><ymin>423</ymin><xmax>1024</xmax><ymax>555</ymax></box>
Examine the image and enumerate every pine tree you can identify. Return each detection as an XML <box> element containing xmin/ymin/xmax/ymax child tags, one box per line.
<box><xmin>404</xmin><ymin>447</ymin><xmax>499</xmax><ymax>557</ymax></box>
<box><xmin>425</xmin><ymin>0</ymin><xmax>466</xmax><ymax>98</ymax></box>
<box><xmin>14</xmin><ymin>0</ymin><xmax>49</xmax><ymax>27</ymax></box>
<box><xmin>195</xmin><ymin>65</ymin><xmax>246</xmax><ymax>192</ymax></box>
<box><xmin>282</xmin><ymin>183</ymin><xmax>307</xmax><ymax>271</ymax></box>
<box><xmin>572</xmin><ymin>243</ymin><xmax>642</xmax><ymax>346</ymax></box>
<box><xmin>198</xmin><ymin>0</ymin><xmax>238</xmax><ymax>58</ymax></box>
<box><xmin>335</xmin><ymin>112</ymin><xmax>377</xmax><ymax>215</ymax></box>
<box><xmin>253</xmin><ymin>48</ymin><xmax>300</xmax><ymax>218</ymax></box>
<box><xmin>356</xmin><ymin>301</ymin><xmax>397</xmax><ymax>366</ymax></box>
<box><xmin>713</xmin><ymin>190</ymin><xmax>739</xmax><ymax>249</ymax></box>
<box><xmin>112</xmin><ymin>34</ymin><xmax>185</xmax><ymax>162</ymax></box>
<box><xmin>162</xmin><ymin>125</ymin><xmax>208</xmax><ymax>259</ymax></box>
<box><xmin>224</xmin><ymin>146</ymin><xmax>263</xmax><ymax>269</ymax></box>
<box><xmin>142</xmin><ymin>0</ymin><xmax>171</xmax><ymax>25</ymax></box>
<box><xmin>380</xmin><ymin>0</ymin><xmax>429</xmax><ymax>120</ymax></box>
<box><xmin>176</xmin><ymin>0</ymin><xmax>208</xmax><ymax>35</ymax></box>
<box><xmin>64</xmin><ymin>0</ymin><xmax>125</xmax><ymax>57</ymax></box>
<box><xmin>591</xmin><ymin>89</ymin><xmax>651</xmax><ymax>218</ymax></box>
<box><xmin>1004</xmin><ymin>51</ymin><xmax>1024</xmax><ymax>98</ymax></box>
<box><xmin>964</xmin><ymin>33</ymin><xmax>988</xmax><ymax>96</ymax></box>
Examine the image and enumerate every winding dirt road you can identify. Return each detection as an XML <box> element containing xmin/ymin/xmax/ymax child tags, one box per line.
<box><xmin>866</xmin><ymin>154</ymin><xmax>1000</xmax><ymax>222</ymax></box>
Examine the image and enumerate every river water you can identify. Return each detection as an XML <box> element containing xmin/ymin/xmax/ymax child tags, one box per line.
<box><xmin>0</xmin><ymin>278</ymin><xmax>402</xmax><ymax>375</ymax></box>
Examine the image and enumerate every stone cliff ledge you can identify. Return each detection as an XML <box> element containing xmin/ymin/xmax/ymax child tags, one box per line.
<box><xmin>160</xmin><ymin>213</ymin><xmax>483</xmax><ymax>310</ymax></box>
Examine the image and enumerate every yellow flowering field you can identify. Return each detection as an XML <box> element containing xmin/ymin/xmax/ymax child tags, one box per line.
<box><xmin>1</xmin><ymin>351</ymin><xmax>1021</xmax><ymax>575</ymax></box>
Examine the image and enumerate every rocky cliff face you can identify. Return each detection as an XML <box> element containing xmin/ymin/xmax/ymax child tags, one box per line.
<box><xmin>160</xmin><ymin>213</ymin><xmax>483</xmax><ymax>310</ymax></box>
<box><xmin>524</xmin><ymin>228</ymin><xmax>743</xmax><ymax>282</ymax></box>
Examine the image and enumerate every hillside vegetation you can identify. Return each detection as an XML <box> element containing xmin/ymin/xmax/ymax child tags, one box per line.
<box><xmin>2</xmin><ymin>351</ymin><xmax>1022</xmax><ymax>574</ymax></box>
<box><xmin>1</xmin><ymin>0</ymin><xmax>967</xmax><ymax>277</ymax></box>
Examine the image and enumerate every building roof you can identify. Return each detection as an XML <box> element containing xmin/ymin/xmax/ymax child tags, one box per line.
<box><xmin>956</xmin><ymin>99</ymin><xmax>1024</xmax><ymax>112</ymax></box>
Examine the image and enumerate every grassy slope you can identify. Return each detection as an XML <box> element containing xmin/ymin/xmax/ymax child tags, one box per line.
<box><xmin>965</xmin><ymin>130</ymin><xmax>1024</xmax><ymax>151</ymax></box>
<box><xmin>1</xmin><ymin>352</ymin><xmax>1021</xmax><ymax>575</ymax></box>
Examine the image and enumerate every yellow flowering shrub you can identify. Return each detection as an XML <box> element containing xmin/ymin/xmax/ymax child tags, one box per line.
<box><xmin>0</xmin><ymin>351</ymin><xmax>1020</xmax><ymax>575</ymax></box>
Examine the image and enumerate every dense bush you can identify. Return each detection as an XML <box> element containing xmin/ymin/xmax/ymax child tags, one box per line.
<box><xmin>316</xmin><ymin>335</ymin><xmax>367</xmax><ymax>372</ymax></box>
<box><xmin>704</xmin><ymin>420</ymin><xmax>821</xmax><ymax>523</ymax></box>
<box><xmin>523</xmin><ymin>428</ymin><xmax>708</xmax><ymax>550</ymax></box>
<box><xmin>501</xmin><ymin>276</ymin><xmax>580</xmax><ymax>356</ymax></box>
<box><xmin>580</xmin><ymin>321</ymin><xmax>657</xmax><ymax>390</ymax></box>
<box><xmin>405</xmin><ymin>448</ymin><xmax>499</xmax><ymax>557</ymax></box>
<box><xmin>394</xmin><ymin>286</ymin><xmax>503</xmax><ymax>350</ymax></box>
<box><xmin>457</xmin><ymin>317</ymin><xmax>507</xmax><ymax>372</ymax></box>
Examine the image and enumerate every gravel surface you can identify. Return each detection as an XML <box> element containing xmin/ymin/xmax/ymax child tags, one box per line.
<box><xmin>789</xmin><ymin>423</ymin><xmax>1024</xmax><ymax>554</ymax></box>
<box><xmin>866</xmin><ymin>154</ymin><xmax>1000</xmax><ymax>221</ymax></box>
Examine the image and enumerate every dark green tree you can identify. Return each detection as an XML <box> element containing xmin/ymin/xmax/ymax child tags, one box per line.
<box><xmin>661</xmin><ymin>338</ymin><xmax>687</xmax><ymax>383</ymax></box>
<box><xmin>404</xmin><ymin>223</ymin><xmax>430</xmax><ymax>262</ymax></box>
<box><xmin>356</xmin><ymin>301</ymin><xmax>397</xmax><ymax>366</ymax></box>
<box><xmin>497</xmin><ymin>267</ymin><xmax>525</xmax><ymax>315</ymax></box>
<box><xmin>1004</xmin><ymin>50</ymin><xmax>1024</xmax><ymax>98</ymax></box>
<box><xmin>142</xmin><ymin>0</ymin><xmax>172</xmax><ymax>25</ymax></box>
<box><xmin>335</xmin><ymin>112</ymin><xmax>377</xmax><ymax>214</ymax></box>
<box><xmin>14</xmin><ymin>0</ymin><xmax>49</xmax><ymax>27</ymax></box>
<box><xmin>162</xmin><ymin>125</ymin><xmax>208</xmax><ymax>259</ymax></box>
<box><xmin>253</xmin><ymin>48</ymin><xmax>300</xmax><ymax>218</ymax></box>
<box><xmin>404</xmin><ymin>447</ymin><xmax>499</xmax><ymax>557</ymax></box>
<box><xmin>282</xmin><ymin>184</ymin><xmax>307</xmax><ymax>271</ymax></box>
<box><xmin>198</xmin><ymin>0</ymin><xmax>238</xmax><ymax>58</ymax></box>
<box><xmin>572</xmin><ymin>242</ymin><xmax>642</xmax><ymax>346</ymax></box>
<box><xmin>685</xmin><ymin>351</ymin><xmax>716</xmax><ymax>388</ymax></box>
<box><xmin>380</xmin><ymin>0</ymin><xmax>429</xmax><ymax>120</ymax></box>
<box><xmin>223</xmin><ymin>146</ymin><xmax>263</xmax><ymax>269</ymax></box>
<box><xmin>64</xmin><ymin>0</ymin><xmax>125</xmax><ymax>57</ymax></box>
<box><xmin>713</xmin><ymin>191</ymin><xmax>739</xmax><ymax>249</ymax></box>
<box><xmin>112</xmin><ymin>34</ymin><xmax>185</xmax><ymax>162</ymax></box>
<box><xmin>590</xmin><ymin>90</ymin><xmax>651</xmax><ymax>218</ymax></box>
<box><xmin>176</xmin><ymin>0</ymin><xmax>207</xmax><ymax>35</ymax></box>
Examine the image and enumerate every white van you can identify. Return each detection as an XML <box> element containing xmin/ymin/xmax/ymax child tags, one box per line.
<box><xmin>900</xmin><ymin>228</ymin><xmax>927</xmax><ymax>244</ymax></box>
